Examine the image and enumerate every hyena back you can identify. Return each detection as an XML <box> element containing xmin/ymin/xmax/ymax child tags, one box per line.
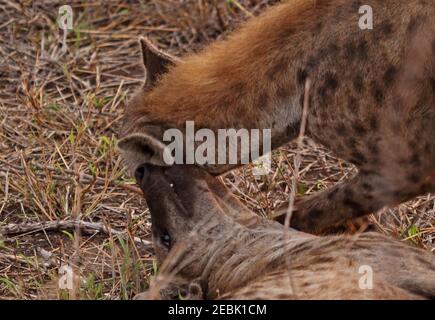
<box><xmin>118</xmin><ymin>0</ymin><xmax>435</xmax><ymax>233</ymax></box>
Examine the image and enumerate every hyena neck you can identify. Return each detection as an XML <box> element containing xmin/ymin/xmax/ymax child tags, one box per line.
<box><xmin>198</xmin><ymin>225</ymin><xmax>311</xmax><ymax>297</ymax></box>
<box><xmin>141</xmin><ymin>1</ymin><xmax>342</xmax><ymax>133</ymax></box>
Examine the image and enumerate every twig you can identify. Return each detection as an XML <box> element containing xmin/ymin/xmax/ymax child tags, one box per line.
<box><xmin>284</xmin><ymin>78</ymin><xmax>312</xmax><ymax>228</ymax></box>
<box><xmin>282</xmin><ymin>78</ymin><xmax>311</xmax><ymax>296</ymax></box>
<box><xmin>0</xmin><ymin>220</ymin><xmax>153</xmax><ymax>248</ymax></box>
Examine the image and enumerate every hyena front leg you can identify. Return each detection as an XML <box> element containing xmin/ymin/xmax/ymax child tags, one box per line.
<box><xmin>275</xmin><ymin>169</ymin><xmax>427</xmax><ymax>234</ymax></box>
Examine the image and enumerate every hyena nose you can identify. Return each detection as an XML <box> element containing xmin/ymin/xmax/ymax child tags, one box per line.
<box><xmin>135</xmin><ymin>163</ymin><xmax>150</xmax><ymax>184</ymax></box>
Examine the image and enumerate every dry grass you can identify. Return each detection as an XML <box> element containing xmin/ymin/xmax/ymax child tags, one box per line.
<box><xmin>0</xmin><ymin>0</ymin><xmax>433</xmax><ymax>300</ymax></box>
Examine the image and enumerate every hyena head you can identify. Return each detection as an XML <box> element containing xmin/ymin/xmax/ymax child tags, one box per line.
<box><xmin>117</xmin><ymin>37</ymin><xmax>180</xmax><ymax>174</ymax></box>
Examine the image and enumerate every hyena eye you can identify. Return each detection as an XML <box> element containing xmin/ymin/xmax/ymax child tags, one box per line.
<box><xmin>161</xmin><ymin>231</ymin><xmax>171</xmax><ymax>249</ymax></box>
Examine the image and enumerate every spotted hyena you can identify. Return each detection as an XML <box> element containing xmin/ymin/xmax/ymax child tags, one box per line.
<box><xmin>118</xmin><ymin>0</ymin><xmax>435</xmax><ymax>233</ymax></box>
<box><xmin>133</xmin><ymin>164</ymin><xmax>435</xmax><ymax>300</ymax></box>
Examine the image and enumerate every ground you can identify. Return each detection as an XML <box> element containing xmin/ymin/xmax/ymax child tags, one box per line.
<box><xmin>0</xmin><ymin>0</ymin><xmax>433</xmax><ymax>300</ymax></box>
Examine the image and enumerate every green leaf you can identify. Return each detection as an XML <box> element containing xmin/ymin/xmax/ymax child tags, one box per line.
<box><xmin>62</xmin><ymin>230</ymin><xmax>74</xmax><ymax>241</ymax></box>
<box><xmin>407</xmin><ymin>224</ymin><xmax>420</xmax><ymax>238</ymax></box>
<box><xmin>297</xmin><ymin>183</ymin><xmax>307</xmax><ymax>195</ymax></box>
<box><xmin>69</xmin><ymin>131</ymin><xmax>76</xmax><ymax>144</ymax></box>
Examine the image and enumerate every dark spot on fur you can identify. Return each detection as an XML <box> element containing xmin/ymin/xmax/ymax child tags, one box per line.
<box><xmin>299</xmin><ymin>93</ymin><xmax>305</xmax><ymax>107</ymax></box>
<box><xmin>286</xmin><ymin>124</ymin><xmax>299</xmax><ymax>137</ymax></box>
<box><xmin>343</xmin><ymin>190</ymin><xmax>363</xmax><ymax>212</ymax></box>
<box><xmin>317</xmin><ymin>86</ymin><xmax>327</xmax><ymax>104</ymax></box>
<box><xmin>313</xmin><ymin>22</ymin><xmax>323</xmax><ymax>33</ymax></box>
<box><xmin>381</xmin><ymin>22</ymin><xmax>393</xmax><ymax>36</ymax></box>
<box><xmin>230</xmin><ymin>82</ymin><xmax>245</xmax><ymax>99</ymax></box>
<box><xmin>398</xmin><ymin>157</ymin><xmax>409</xmax><ymax>166</ymax></box>
<box><xmin>357</xmin><ymin>40</ymin><xmax>368</xmax><ymax>60</ymax></box>
<box><xmin>344</xmin><ymin>42</ymin><xmax>357</xmax><ymax>60</ymax></box>
<box><xmin>383</xmin><ymin>66</ymin><xmax>397</xmax><ymax>87</ymax></box>
<box><xmin>328</xmin><ymin>132</ymin><xmax>337</xmax><ymax>141</ymax></box>
<box><xmin>353</xmin><ymin>75</ymin><xmax>364</xmax><ymax>93</ymax></box>
<box><xmin>267</xmin><ymin>55</ymin><xmax>288</xmax><ymax>80</ymax></box>
<box><xmin>335</xmin><ymin>144</ymin><xmax>344</xmax><ymax>153</ymax></box>
<box><xmin>408</xmin><ymin>140</ymin><xmax>418</xmax><ymax>152</ymax></box>
<box><xmin>424</xmin><ymin>143</ymin><xmax>430</xmax><ymax>154</ymax></box>
<box><xmin>361</xmin><ymin>182</ymin><xmax>373</xmax><ymax>192</ymax></box>
<box><xmin>327</xmin><ymin>43</ymin><xmax>340</xmax><ymax>56</ymax></box>
<box><xmin>351</xmin><ymin>0</ymin><xmax>362</xmax><ymax>10</ymax></box>
<box><xmin>335</xmin><ymin>123</ymin><xmax>347</xmax><ymax>135</ymax></box>
<box><xmin>276</xmin><ymin>84</ymin><xmax>289</xmax><ymax>99</ymax></box>
<box><xmin>368</xmin><ymin>142</ymin><xmax>379</xmax><ymax>155</ymax></box>
<box><xmin>351</xmin><ymin>151</ymin><xmax>367</xmax><ymax>165</ymax></box>
<box><xmin>360</xmin><ymin>169</ymin><xmax>376</xmax><ymax>176</ymax></box>
<box><xmin>348</xmin><ymin>96</ymin><xmax>359</xmax><ymax>112</ymax></box>
<box><xmin>344</xmin><ymin>198</ymin><xmax>363</xmax><ymax>212</ymax></box>
<box><xmin>409</xmin><ymin>153</ymin><xmax>421</xmax><ymax>166</ymax></box>
<box><xmin>347</xmin><ymin>137</ymin><xmax>357</xmax><ymax>149</ymax></box>
<box><xmin>430</xmin><ymin>78</ymin><xmax>435</xmax><ymax>92</ymax></box>
<box><xmin>407</xmin><ymin>173</ymin><xmax>421</xmax><ymax>184</ymax></box>
<box><xmin>306</xmin><ymin>56</ymin><xmax>317</xmax><ymax>70</ymax></box>
<box><xmin>364</xmin><ymin>194</ymin><xmax>374</xmax><ymax>200</ymax></box>
<box><xmin>334</xmin><ymin>6</ymin><xmax>343</xmax><ymax>19</ymax></box>
<box><xmin>297</xmin><ymin>68</ymin><xmax>308</xmax><ymax>85</ymax></box>
<box><xmin>305</xmin><ymin>219</ymin><xmax>318</xmax><ymax>233</ymax></box>
<box><xmin>307</xmin><ymin>208</ymin><xmax>325</xmax><ymax>219</ymax></box>
<box><xmin>257</xmin><ymin>93</ymin><xmax>268</xmax><ymax>108</ymax></box>
<box><xmin>324</xmin><ymin>72</ymin><xmax>339</xmax><ymax>91</ymax></box>
<box><xmin>371</xmin><ymin>82</ymin><xmax>384</xmax><ymax>104</ymax></box>
<box><xmin>392</xmin><ymin>190</ymin><xmax>411</xmax><ymax>200</ymax></box>
<box><xmin>327</xmin><ymin>188</ymin><xmax>339</xmax><ymax>200</ymax></box>
<box><xmin>369</xmin><ymin>116</ymin><xmax>379</xmax><ymax>131</ymax></box>
<box><xmin>317</xmin><ymin>47</ymin><xmax>329</xmax><ymax>58</ymax></box>
<box><xmin>353</xmin><ymin>122</ymin><xmax>367</xmax><ymax>135</ymax></box>
<box><xmin>407</xmin><ymin>17</ymin><xmax>418</xmax><ymax>34</ymax></box>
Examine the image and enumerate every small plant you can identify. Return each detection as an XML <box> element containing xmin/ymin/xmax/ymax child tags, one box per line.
<box><xmin>98</xmin><ymin>135</ymin><xmax>112</xmax><ymax>157</ymax></box>
<box><xmin>68</xmin><ymin>131</ymin><xmax>76</xmax><ymax>144</ymax></box>
<box><xmin>297</xmin><ymin>183</ymin><xmax>307</xmax><ymax>196</ymax></box>
<box><xmin>406</xmin><ymin>224</ymin><xmax>421</xmax><ymax>245</ymax></box>
<box><xmin>93</xmin><ymin>97</ymin><xmax>112</xmax><ymax>109</ymax></box>
<box><xmin>0</xmin><ymin>277</ymin><xmax>20</xmax><ymax>298</ymax></box>
<box><xmin>81</xmin><ymin>274</ymin><xmax>104</xmax><ymax>300</ymax></box>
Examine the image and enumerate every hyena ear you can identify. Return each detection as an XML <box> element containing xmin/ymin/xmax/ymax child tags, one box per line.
<box><xmin>117</xmin><ymin>133</ymin><xmax>173</xmax><ymax>174</ymax></box>
<box><xmin>139</xmin><ymin>36</ymin><xmax>179</xmax><ymax>86</ymax></box>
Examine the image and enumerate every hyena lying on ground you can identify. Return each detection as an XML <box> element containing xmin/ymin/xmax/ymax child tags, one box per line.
<box><xmin>133</xmin><ymin>164</ymin><xmax>435</xmax><ymax>300</ymax></box>
<box><xmin>118</xmin><ymin>0</ymin><xmax>435</xmax><ymax>233</ymax></box>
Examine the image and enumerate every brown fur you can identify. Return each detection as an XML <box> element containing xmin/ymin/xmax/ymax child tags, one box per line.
<box><xmin>134</xmin><ymin>164</ymin><xmax>435</xmax><ymax>300</ymax></box>
<box><xmin>119</xmin><ymin>0</ymin><xmax>435</xmax><ymax>233</ymax></box>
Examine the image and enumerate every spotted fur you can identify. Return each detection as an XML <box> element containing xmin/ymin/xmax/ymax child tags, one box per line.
<box><xmin>119</xmin><ymin>0</ymin><xmax>435</xmax><ymax>233</ymax></box>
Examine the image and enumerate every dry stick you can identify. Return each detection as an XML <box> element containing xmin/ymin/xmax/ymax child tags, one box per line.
<box><xmin>229</xmin><ymin>0</ymin><xmax>254</xmax><ymax>17</ymax></box>
<box><xmin>0</xmin><ymin>170</ymin><xmax>9</xmax><ymax>216</ymax></box>
<box><xmin>282</xmin><ymin>78</ymin><xmax>312</xmax><ymax>296</ymax></box>
<box><xmin>70</xmin><ymin>161</ymin><xmax>81</xmax><ymax>300</ymax></box>
<box><xmin>284</xmin><ymin>78</ymin><xmax>311</xmax><ymax>228</ymax></box>
<box><xmin>0</xmin><ymin>220</ymin><xmax>152</xmax><ymax>248</ymax></box>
